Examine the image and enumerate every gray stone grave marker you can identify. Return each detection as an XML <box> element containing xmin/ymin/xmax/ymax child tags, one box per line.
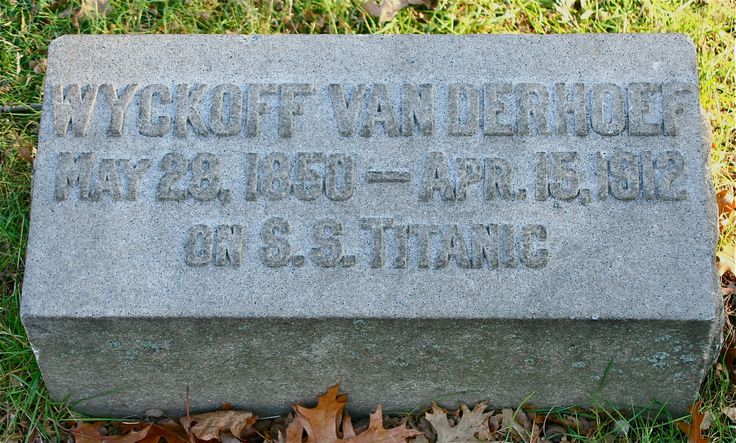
<box><xmin>22</xmin><ymin>34</ymin><xmax>722</xmax><ymax>416</ymax></box>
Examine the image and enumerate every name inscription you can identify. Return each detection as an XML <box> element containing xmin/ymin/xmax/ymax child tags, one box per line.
<box><xmin>51</xmin><ymin>82</ymin><xmax>693</xmax><ymax>138</ymax></box>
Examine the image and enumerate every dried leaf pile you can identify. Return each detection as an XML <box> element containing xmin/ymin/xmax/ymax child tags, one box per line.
<box><xmin>61</xmin><ymin>385</ymin><xmax>715</xmax><ymax>443</ymax></box>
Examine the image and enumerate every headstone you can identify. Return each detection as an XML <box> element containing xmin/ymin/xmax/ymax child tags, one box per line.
<box><xmin>22</xmin><ymin>34</ymin><xmax>722</xmax><ymax>416</ymax></box>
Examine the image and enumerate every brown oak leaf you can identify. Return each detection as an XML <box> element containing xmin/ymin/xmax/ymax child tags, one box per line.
<box><xmin>423</xmin><ymin>402</ymin><xmax>493</xmax><ymax>443</ymax></box>
<box><xmin>180</xmin><ymin>410</ymin><xmax>257</xmax><ymax>441</ymax></box>
<box><xmin>280</xmin><ymin>385</ymin><xmax>420</xmax><ymax>443</ymax></box>
<box><xmin>137</xmin><ymin>420</ymin><xmax>190</xmax><ymax>443</ymax></box>
<box><xmin>70</xmin><ymin>422</ymin><xmax>151</xmax><ymax>443</ymax></box>
<box><xmin>676</xmin><ymin>402</ymin><xmax>711</xmax><ymax>443</ymax></box>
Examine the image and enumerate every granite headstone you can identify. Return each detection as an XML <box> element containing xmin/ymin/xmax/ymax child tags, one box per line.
<box><xmin>21</xmin><ymin>34</ymin><xmax>722</xmax><ymax>416</ymax></box>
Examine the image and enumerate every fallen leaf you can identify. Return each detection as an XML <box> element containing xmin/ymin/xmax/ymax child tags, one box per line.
<box><xmin>136</xmin><ymin>420</ymin><xmax>189</xmax><ymax>443</ymax></box>
<box><xmin>180</xmin><ymin>410</ymin><xmax>257</xmax><ymax>441</ymax></box>
<box><xmin>70</xmin><ymin>422</ymin><xmax>150</xmax><ymax>443</ymax></box>
<box><xmin>30</xmin><ymin>58</ymin><xmax>46</xmax><ymax>74</ymax></box>
<box><xmin>16</xmin><ymin>140</ymin><xmax>36</xmax><ymax>163</ymax></box>
<box><xmin>700</xmin><ymin>411</ymin><xmax>712</xmax><ymax>431</ymax></box>
<box><xmin>676</xmin><ymin>402</ymin><xmax>710</xmax><ymax>443</ymax></box>
<box><xmin>724</xmin><ymin>347</ymin><xmax>736</xmax><ymax>384</ymax></box>
<box><xmin>424</xmin><ymin>403</ymin><xmax>492</xmax><ymax>442</ymax></box>
<box><xmin>280</xmin><ymin>385</ymin><xmax>420</xmax><ymax>443</ymax></box>
<box><xmin>717</xmin><ymin>245</ymin><xmax>736</xmax><ymax>277</ymax></box>
<box><xmin>718</xmin><ymin>189</ymin><xmax>736</xmax><ymax>216</ymax></box>
<box><xmin>363</xmin><ymin>0</ymin><xmax>430</xmax><ymax>23</ymax></box>
<box><xmin>218</xmin><ymin>435</ymin><xmax>241</xmax><ymax>443</ymax></box>
<box><xmin>72</xmin><ymin>0</ymin><xmax>112</xmax><ymax>27</ymax></box>
<box><xmin>500</xmin><ymin>408</ymin><xmax>530</xmax><ymax>442</ymax></box>
<box><xmin>722</xmin><ymin>407</ymin><xmax>736</xmax><ymax>422</ymax></box>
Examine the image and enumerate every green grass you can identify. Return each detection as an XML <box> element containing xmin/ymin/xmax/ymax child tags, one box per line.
<box><xmin>1</xmin><ymin>0</ymin><xmax>735</xmax><ymax>441</ymax></box>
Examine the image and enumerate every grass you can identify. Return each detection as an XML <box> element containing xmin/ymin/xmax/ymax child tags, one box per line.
<box><xmin>1</xmin><ymin>0</ymin><xmax>735</xmax><ymax>441</ymax></box>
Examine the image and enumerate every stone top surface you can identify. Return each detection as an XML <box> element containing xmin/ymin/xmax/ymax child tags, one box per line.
<box><xmin>22</xmin><ymin>34</ymin><xmax>719</xmax><ymax>321</ymax></box>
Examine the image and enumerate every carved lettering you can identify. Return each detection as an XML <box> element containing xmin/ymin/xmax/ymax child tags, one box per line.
<box><xmin>447</xmin><ymin>83</ymin><xmax>479</xmax><ymax>136</ymax></box>
<box><xmin>189</xmin><ymin>153</ymin><xmax>221</xmax><ymax>201</ymax></box>
<box><xmin>310</xmin><ymin>219</ymin><xmax>345</xmax><ymax>267</ymax></box>
<box><xmin>215</xmin><ymin>225</ymin><xmax>244</xmax><ymax>267</ymax></box>
<box><xmin>411</xmin><ymin>224</ymin><xmax>439</xmax><ymax>269</ymax></box>
<box><xmin>517</xmin><ymin>83</ymin><xmax>551</xmax><ymax>135</ymax></box>
<box><xmin>393</xmin><ymin>224</ymin><xmax>409</xmax><ymax>269</ymax></box>
<box><xmin>499</xmin><ymin>224</ymin><xmax>517</xmax><ymax>268</ymax></box>
<box><xmin>609</xmin><ymin>152</ymin><xmax>641</xmax><ymax>201</ymax></box>
<box><xmin>52</xmin><ymin>84</ymin><xmax>98</xmax><ymax>137</ymax></box>
<box><xmin>259</xmin><ymin>217</ymin><xmax>291</xmax><ymax>267</ymax></box>
<box><xmin>455</xmin><ymin>158</ymin><xmax>482</xmax><ymax>201</ymax></box>
<box><xmin>471</xmin><ymin>224</ymin><xmax>499</xmax><ymax>269</ymax></box>
<box><xmin>90</xmin><ymin>159</ymin><xmax>123</xmax><ymax>201</ymax></box>
<box><xmin>329</xmin><ymin>84</ymin><xmax>366</xmax><ymax>137</ymax></box>
<box><xmin>401</xmin><ymin>84</ymin><xmax>435</xmax><ymax>136</ymax></box>
<box><xmin>260</xmin><ymin>152</ymin><xmax>291</xmax><ymax>200</ymax></box>
<box><xmin>520</xmin><ymin>225</ymin><xmax>548</xmax><ymax>268</ymax></box>
<box><xmin>590</xmin><ymin>83</ymin><xmax>625</xmax><ymax>136</ymax></box>
<box><xmin>100</xmin><ymin>84</ymin><xmax>139</xmax><ymax>136</ymax></box>
<box><xmin>48</xmin><ymin>82</ymin><xmax>692</xmax><ymax>137</ymax></box>
<box><xmin>361</xmin><ymin>218</ymin><xmax>394</xmax><ymax>268</ymax></box>
<box><xmin>483</xmin><ymin>158</ymin><xmax>513</xmax><ymax>201</ymax></box>
<box><xmin>246</xmin><ymin>84</ymin><xmax>278</xmax><ymax>137</ymax></box>
<box><xmin>138</xmin><ymin>84</ymin><xmax>172</xmax><ymax>137</ymax></box>
<box><xmin>55</xmin><ymin>152</ymin><xmax>94</xmax><ymax>200</ymax></box>
<box><xmin>663</xmin><ymin>82</ymin><xmax>694</xmax><ymax>136</ymax></box>
<box><xmin>628</xmin><ymin>82</ymin><xmax>662</xmax><ymax>136</ymax></box>
<box><xmin>324</xmin><ymin>154</ymin><xmax>355</xmax><ymax>201</ymax></box>
<box><xmin>185</xmin><ymin>225</ymin><xmax>213</xmax><ymax>267</ymax></box>
<box><xmin>175</xmin><ymin>84</ymin><xmax>209</xmax><ymax>137</ymax></box>
<box><xmin>419</xmin><ymin>152</ymin><xmax>454</xmax><ymax>202</ymax></box>
<box><xmin>279</xmin><ymin>84</ymin><xmax>314</xmax><ymax>138</ymax></box>
<box><xmin>483</xmin><ymin>83</ymin><xmax>514</xmax><ymax>136</ymax></box>
<box><xmin>435</xmin><ymin>224</ymin><xmax>471</xmax><ymax>269</ymax></box>
<box><xmin>294</xmin><ymin>152</ymin><xmax>325</xmax><ymax>201</ymax></box>
<box><xmin>555</xmin><ymin>83</ymin><xmax>588</xmax><ymax>136</ymax></box>
<box><xmin>119</xmin><ymin>159</ymin><xmax>151</xmax><ymax>201</ymax></box>
<box><xmin>361</xmin><ymin>84</ymin><xmax>400</xmax><ymax>137</ymax></box>
<box><xmin>209</xmin><ymin>84</ymin><xmax>243</xmax><ymax>136</ymax></box>
<box><xmin>157</xmin><ymin>153</ymin><xmax>188</xmax><ymax>201</ymax></box>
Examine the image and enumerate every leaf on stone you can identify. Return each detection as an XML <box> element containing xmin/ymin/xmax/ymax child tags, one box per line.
<box><xmin>70</xmin><ymin>422</ymin><xmax>151</xmax><ymax>443</ymax></box>
<box><xmin>180</xmin><ymin>410</ymin><xmax>257</xmax><ymax>441</ymax></box>
<box><xmin>362</xmin><ymin>0</ymin><xmax>430</xmax><ymax>23</ymax></box>
<box><xmin>676</xmin><ymin>402</ymin><xmax>710</xmax><ymax>443</ymax></box>
<box><xmin>717</xmin><ymin>245</ymin><xmax>736</xmax><ymax>277</ymax></box>
<box><xmin>280</xmin><ymin>384</ymin><xmax>421</xmax><ymax>443</ymax></box>
<box><xmin>424</xmin><ymin>402</ymin><xmax>493</xmax><ymax>442</ymax></box>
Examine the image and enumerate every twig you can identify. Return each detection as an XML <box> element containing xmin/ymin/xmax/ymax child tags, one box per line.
<box><xmin>186</xmin><ymin>384</ymin><xmax>196</xmax><ymax>443</ymax></box>
<box><xmin>0</xmin><ymin>103</ymin><xmax>42</xmax><ymax>113</ymax></box>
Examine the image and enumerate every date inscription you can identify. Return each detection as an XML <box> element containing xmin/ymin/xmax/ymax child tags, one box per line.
<box><xmin>53</xmin><ymin>147</ymin><xmax>690</xmax><ymax>270</ymax></box>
